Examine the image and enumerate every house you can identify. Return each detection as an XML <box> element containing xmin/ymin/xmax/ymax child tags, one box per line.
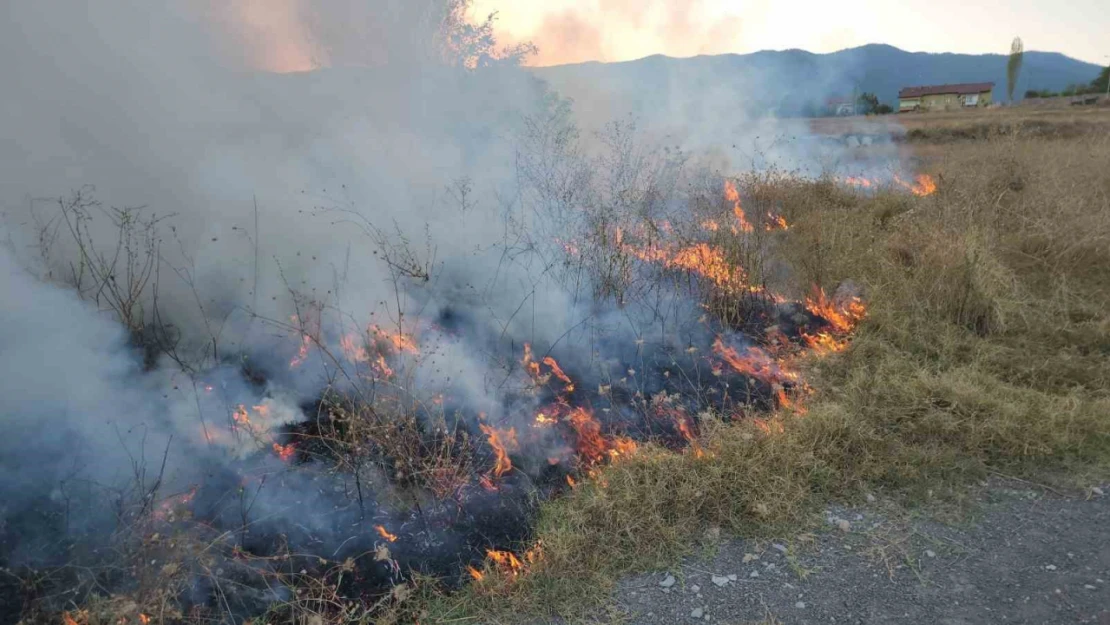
<box><xmin>898</xmin><ymin>82</ymin><xmax>994</xmax><ymax>112</ymax></box>
<box><xmin>825</xmin><ymin>97</ymin><xmax>856</xmax><ymax>116</ymax></box>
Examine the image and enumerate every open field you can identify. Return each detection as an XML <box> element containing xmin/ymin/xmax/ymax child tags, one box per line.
<box><xmin>809</xmin><ymin>106</ymin><xmax>1110</xmax><ymax>143</ymax></box>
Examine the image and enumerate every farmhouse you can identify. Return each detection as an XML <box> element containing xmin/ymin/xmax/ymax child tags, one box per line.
<box><xmin>898</xmin><ymin>82</ymin><xmax>994</xmax><ymax>112</ymax></box>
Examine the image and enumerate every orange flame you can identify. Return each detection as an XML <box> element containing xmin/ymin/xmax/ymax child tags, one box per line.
<box><xmin>467</xmin><ymin>565</ymin><xmax>485</xmax><ymax>581</ymax></box>
<box><xmin>375</xmin><ymin>525</ymin><xmax>399</xmax><ymax>543</ymax></box>
<box><xmin>289</xmin><ymin>334</ymin><xmax>313</xmax><ymax>368</ymax></box>
<box><xmin>542</xmin><ymin>356</ymin><xmax>575</xmax><ymax>393</ymax></box>
<box><xmin>801</xmin><ymin>331</ymin><xmax>849</xmax><ymax>355</ymax></box>
<box><xmin>369</xmin><ymin>324</ymin><xmax>420</xmax><ymax>355</ymax></box>
<box><xmin>804</xmin><ymin>288</ymin><xmax>867</xmax><ymax>335</ymax></box>
<box><xmin>626</xmin><ymin>242</ymin><xmax>760</xmax><ymax>295</ymax></box>
<box><xmin>340</xmin><ymin>334</ymin><xmax>370</xmax><ymax>363</ymax></box>
<box><xmin>534</xmin><ymin>412</ymin><xmax>557</xmax><ymax>427</ymax></box>
<box><xmin>139</xmin><ymin>615</ymin><xmax>150</xmax><ymax>625</ymax></box>
<box><xmin>712</xmin><ymin>337</ymin><xmax>799</xmax><ymax>386</ymax></box>
<box><xmin>273</xmin><ymin>443</ymin><xmax>296</xmax><ymax>462</ymax></box>
<box><xmin>566</xmin><ymin>407</ymin><xmax>608</xmax><ymax>464</ymax></box>
<box><xmin>894</xmin><ymin>174</ymin><xmax>937</xmax><ymax>197</ymax></box>
<box><xmin>522</xmin><ymin>343</ymin><xmax>542</xmax><ymax>380</ymax></box>
<box><xmin>765</xmin><ymin>212</ymin><xmax>790</xmax><ymax>231</ymax></box>
<box><xmin>154</xmin><ymin>486</ymin><xmax>198</xmax><ymax>521</ymax></box>
<box><xmin>233</xmin><ymin>405</ymin><xmax>252</xmax><ymax>428</ymax></box>
<box><xmin>843</xmin><ymin>176</ymin><xmax>874</xmax><ymax>188</ymax></box>
<box><xmin>566</xmin><ymin>475</ymin><xmax>577</xmax><ymax>488</ymax></box>
<box><xmin>724</xmin><ymin>180</ymin><xmax>755</xmax><ymax>234</ymax></box>
<box><xmin>479</xmin><ymin>424</ymin><xmax>517</xmax><ymax>478</ymax></box>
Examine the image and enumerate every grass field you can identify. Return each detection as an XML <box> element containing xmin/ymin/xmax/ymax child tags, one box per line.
<box><xmin>403</xmin><ymin>108</ymin><xmax>1110</xmax><ymax>624</ymax></box>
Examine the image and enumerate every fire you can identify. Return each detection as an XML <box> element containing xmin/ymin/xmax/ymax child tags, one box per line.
<box><xmin>273</xmin><ymin>443</ymin><xmax>296</xmax><ymax>462</ymax></box>
<box><xmin>289</xmin><ymin>334</ymin><xmax>312</xmax><ymax>368</ymax></box>
<box><xmin>607</xmin><ymin>436</ymin><xmax>639</xmax><ymax>460</ymax></box>
<box><xmin>801</xmin><ymin>331</ymin><xmax>849</xmax><ymax>355</ymax></box>
<box><xmin>533</xmin><ymin>412</ymin><xmax>557</xmax><ymax>427</ymax></box>
<box><xmin>479</xmin><ymin>424</ymin><xmax>517</xmax><ymax>478</ymax></box>
<box><xmin>340</xmin><ymin>333</ymin><xmax>370</xmax><ymax>363</ymax></box>
<box><xmin>542</xmin><ymin>356</ymin><xmax>575</xmax><ymax>393</ymax></box>
<box><xmin>566</xmin><ymin>475</ymin><xmax>577</xmax><ymax>488</ymax></box>
<box><xmin>374</xmin><ymin>525</ymin><xmax>399</xmax><ymax>543</ymax></box>
<box><xmin>724</xmin><ymin>180</ymin><xmax>755</xmax><ymax>234</ymax></box>
<box><xmin>566</xmin><ymin>407</ymin><xmax>607</xmax><ymax>464</ymax></box>
<box><xmin>712</xmin><ymin>337</ymin><xmax>799</xmax><ymax>387</ymax></box>
<box><xmin>154</xmin><ymin>486</ymin><xmax>198</xmax><ymax>521</ymax></box>
<box><xmin>804</xmin><ymin>288</ymin><xmax>867</xmax><ymax>335</ymax></box>
<box><xmin>369</xmin><ymin>325</ymin><xmax>420</xmax><ymax>355</ymax></box>
<box><xmin>627</xmin><ymin>242</ymin><xmax>759</xmax><ymax>295</ymax></box>
<box><xmin>841</xmin><ymin>174</ymin><xmax>935</xmax><ymax>196</ymax></box>
<box><xmin>521</xmin><ymin>343</ymin><xmax>542</xmax><ymax>380</ymax></box>
<box><xmin>473</xmin><ymin>543</ymin><xmax>543</xmax><ymax>581</ymax></box>
<box><xmin>233</xmin><ymin>404</ymin><xmax>252</xmax><ymax>428</ymax></box>
<box><xmin>765</xmin><ymin>212</ymin><xmax>790</xmax><ymax>231</ymax></box>
<box><xmin>139</xmin><ymin>615</ymin><xmax>150</xmax><ymax>625</ymax></box>
<box><xmin>673</xmin><ymin>413</ymin><xmax>704</xmax><ymax>458</ymax></box>
<box><xmin>894</xmin><ymin>173</ymin><xmax>937</xmax><ymax>197</ymax></box>
<box><xmin>486</xmin><ymin>549</ymin><xmax>523</xmax><ymax>572</ymax></box>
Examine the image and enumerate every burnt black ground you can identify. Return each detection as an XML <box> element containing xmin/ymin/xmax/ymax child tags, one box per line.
<box><xmin>611</xmin><ymin>480</ymin><xmax>1109</xmax><ymax>625</ymax></box>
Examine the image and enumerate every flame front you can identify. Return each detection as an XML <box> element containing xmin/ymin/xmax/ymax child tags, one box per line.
<box><xmin>375</xmin><ymin>525</ymin><xmax>399</xmax><ymax>542</ymax></box>
<box><xmin>479</xmin><ymin>423</ymin><xmax>517</xmax><ymax>479</ymax></box>
<box><xmin>724</xmin><ymin>180</ymin><xmax>755</xmax><ymax>234</ymax></box>
<box><xmin>805</xmin><ymin>287</ymin><xmax>867</xmax><ymax>335</ymax></box>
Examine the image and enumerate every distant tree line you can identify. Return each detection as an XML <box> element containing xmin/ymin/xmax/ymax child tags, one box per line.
<box><xmin>1024</xmin><ymin>66</ymin><xmax>1109</xmax><ymax>99</ymax></box>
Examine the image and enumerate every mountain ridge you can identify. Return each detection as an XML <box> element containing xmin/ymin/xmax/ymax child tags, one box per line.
<box><xmin>529</xmin><ymin>44</ymin><xmax>1102</xmax><ymax>115</ymax></box>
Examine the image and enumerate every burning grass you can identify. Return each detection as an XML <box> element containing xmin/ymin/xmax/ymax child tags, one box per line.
<box><xmin>408</xmin><ymin>131</ymin><xmax>1110</xmax><ymax>623</ymax></box>
<box><xmin>10</xmin><ymin>123</ymin><xmax>1110</xmax><ymax>625</ymax></box>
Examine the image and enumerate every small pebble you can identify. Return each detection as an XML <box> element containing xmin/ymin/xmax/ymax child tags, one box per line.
<box><xmin>1085</xmin><ymin>585</ymin><xmax>1097</xmax><ymax>590</ymax></box>
<box><xmin>837</xmin><ymin>519</ymin><xmax>851</xmax><ymax>532</ymax></box>
<box><xmin>1092</xmin><ymin>486</ymin><xmax>1105</xmax><ymax>496</ymax></box>
<box><xmin>795</xmin><ymin>601</ymin><xmax>807</xmax><ymax>609</ymax></box>
<box><xmin>727</xmin><ymin>574</ymin><xmax>737</xmax><ymax>581</ymax></box>
<box><xmin>749</xmin><ymin>570</ymin><xmax>760</xmax><ymax>578</ymax></box>
<box><xmin>773</xmin><ymin>543</ymin><xmax>788</xmax><ymax>553</ymax></box>
<box><xmin>661</xmin><ymin>574</ymin><xmax>676</xmax><ymax>588</ymax></box>
<box><xmin>1045</xmin><ymin>565</ymin><xmax>1057</xmax><ymax>571</ymax></box>
<box><xmin>690</xmin><ymin>585</ymin><xmax>700</xmax><ymax>594</ymax></box>
<box><xmin>691</xmin><ymin>608</ymin><xmax>705</xmax><ymax>619</ymax></box>
<box><xmin>865</xmin><ymin>493</ymin><xmax>876</xmax><ymax>503</ymax></box>
<box><xmin>711</xmin><ymin>575</ymin><xmax>730</xmax><ymax>587</ymax></box>
<box><xmin>925</xmin><ymin>550</ymin><xmax>936</xmax><ymax>558</ymax></box>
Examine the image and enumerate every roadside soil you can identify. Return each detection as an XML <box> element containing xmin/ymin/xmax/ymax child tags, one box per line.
<box><xmin>611</xmin><ymin>479</ymin><xmax>1109</xmax><ymax>625</ymax></box>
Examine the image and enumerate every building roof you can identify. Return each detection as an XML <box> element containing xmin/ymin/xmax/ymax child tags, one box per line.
<box><xmin>898</xmin><ymin>82</ymin><xmax>995</xmax><ymax>98</ymax></box>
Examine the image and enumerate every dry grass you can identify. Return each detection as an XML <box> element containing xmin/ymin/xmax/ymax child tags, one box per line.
<box><xmin>408</xmin><ymin>126</ymin><xmax>1110</xmax><ymax>623</ymax></box>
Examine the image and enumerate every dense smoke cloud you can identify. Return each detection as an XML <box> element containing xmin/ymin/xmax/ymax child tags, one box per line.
<box><xmin>0</xmin><ymin>1</ymin><xmax>888</xmax><ymax>586</ymax></box>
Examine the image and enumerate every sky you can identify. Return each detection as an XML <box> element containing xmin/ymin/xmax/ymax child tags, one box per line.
<box><xmin>469</xmin><ymin>0</ymin><xmax>1108</xmax><ymax>67</ymax></box>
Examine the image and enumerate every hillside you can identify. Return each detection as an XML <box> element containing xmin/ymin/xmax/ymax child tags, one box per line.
<box><xmin>531</xmin><ymin>44</ymin><xmax>1102</xmax><ymax>117</ymax></box>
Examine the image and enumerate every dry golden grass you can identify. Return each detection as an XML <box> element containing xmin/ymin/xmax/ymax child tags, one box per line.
<box><xmin>408</xmin><ymin>127</ymin><xmax>1110</xmax><ymax>624</ymax></box>
<box><xmin>810</xmin><ymin>106</ymin><xmax>1110</xmax><ymax>141</ymax></box>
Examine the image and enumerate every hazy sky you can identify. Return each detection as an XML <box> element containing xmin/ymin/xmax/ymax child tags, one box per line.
<box><xmin>470</xmin><ymin>0</ymin><xmax>1108</xmax><ymax>66</ymax></box>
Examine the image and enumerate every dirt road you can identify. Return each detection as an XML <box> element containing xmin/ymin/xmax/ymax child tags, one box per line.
<box><xmin>612</xmin><ymin>481</ymin><xmax>1109</xmax><ymax>624</ymax></box>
